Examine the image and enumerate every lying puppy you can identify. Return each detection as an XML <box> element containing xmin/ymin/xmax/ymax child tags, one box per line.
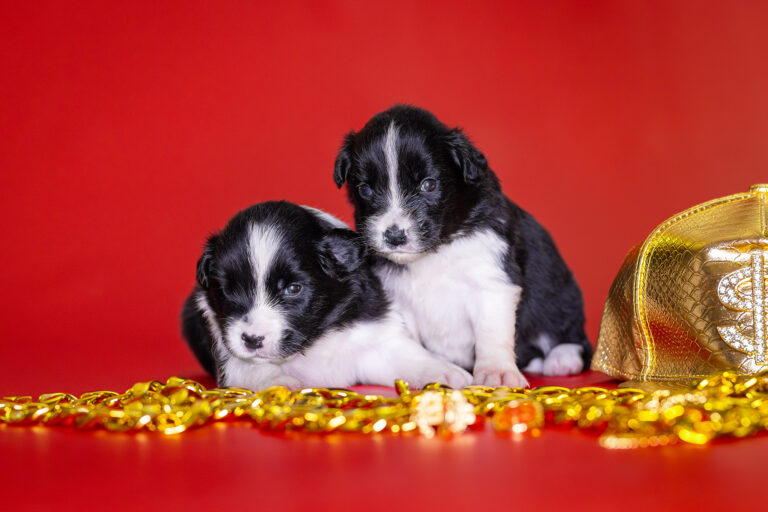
<box><xmin>333</xmin><ymin>105</ymin><xmax>592</xmax><ymax>387</ymax></box>
<box><xmin>181</xmin><ymin>201</ymin><xmax>471</xmax><ymax>390</ymax></box>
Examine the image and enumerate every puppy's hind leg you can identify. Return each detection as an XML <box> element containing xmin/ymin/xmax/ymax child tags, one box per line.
<box><xmin>541</xmin><ymin>328</ymin><xmax>592</xmax><ymax>377</ymax></box>
<box><xmin>516</xmin><ymin>333</ymin><xmax>546</xmax><ymax>374</ymax></box>
<box><xmin>540</xmin><ymin>310</ymin><xmax>593</xmax><ymax>376</ymax></box>
<box><xmin>542</xmin><ymin>343</ymin><xmax>586</xmax><ymax>376</ymax></box>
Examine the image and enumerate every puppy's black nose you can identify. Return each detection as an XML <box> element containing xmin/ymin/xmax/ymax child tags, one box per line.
<box><xmin>241</xmin><ymin>333</ymin><xmax>264</xmax><ymax>350</ymax></box>
<box><xmin>384</xmin><ymin>226</ymin><xmax>407</xmax><ymax>247</ymax></box>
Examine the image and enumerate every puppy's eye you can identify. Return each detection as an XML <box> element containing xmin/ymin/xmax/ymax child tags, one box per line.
<box><xmin>420</xmin><ymin>178</ymin><xmax>437</xmax><ymax>193</ymax></box>
<box><xmin>358</xmin><ymin>183</ymin><xmax>373</xmax><ymax>199</ymax></box>
<box><xmin>283</xmin><ymin>283</ymin><xmax>303</xmax><ymax>296</ymax></box>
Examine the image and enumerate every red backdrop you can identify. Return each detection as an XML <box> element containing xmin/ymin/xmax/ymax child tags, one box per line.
<box><xmin>1</xmin><ymin>1</ymin><xmax>767</xmax><ymax>397</ymax></box>
<box><xmin>4</xmin><ymin>4</ymin><xmax>768</xmax><ymax>512</ymax></box>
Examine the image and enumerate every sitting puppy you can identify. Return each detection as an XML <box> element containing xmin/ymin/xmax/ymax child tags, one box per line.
<box><xmin>333</xmin><ymin>105</ymin><xmax>592</xmax><ymax>387</ymax></box>
<box><xmin>181</xmin><ymin>201</ymin><xmax>471</xmax><ymax>390</ymax></box>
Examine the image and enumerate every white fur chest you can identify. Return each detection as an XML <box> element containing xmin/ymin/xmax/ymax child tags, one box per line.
<box><xmin>376</xmin><ymin>229</ymin><xmax>514</xmax><ymax>369</ymax></box>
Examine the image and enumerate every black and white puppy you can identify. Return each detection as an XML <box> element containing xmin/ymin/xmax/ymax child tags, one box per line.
<box><xmin>181</xmin><ymin>201</ymin><xmax>471</xmax><ymax>390</ymax></box>
<box><xmin>333</xmin><ymin>105</ymin><xmax>592</xmax><ymax>387</ymax></box>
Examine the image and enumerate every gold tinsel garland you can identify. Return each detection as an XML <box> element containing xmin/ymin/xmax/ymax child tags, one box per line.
<box><xmin>3</xmin><ymin>371</ymin><xmax>768</xmax><ymax>448</ymax></box>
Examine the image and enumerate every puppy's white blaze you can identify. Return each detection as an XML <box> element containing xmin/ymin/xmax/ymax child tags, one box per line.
<box><xmin>248</xmin><ymin>222</ymin><xmax>282</xmax><ymax>306</ymax></box>
<box><xmin>380</xmin><ymin>123</ymin><xmax>411</xmax><ymax>234</ymax></box>
<box><xmin>300</xmin><ymin>205</ymin><xmax>349</xmax><ymax>229</ymax></box>
<box><xmin>371</xmin><ymin>121</ymin><xmax>422</xmax><ymax>258</ymax></box>
<box><xmin>384</xmin><ymin>121</ymin><xmax>401</xmax><ymax>208</ymax></box>
<box><xmin>223</xmin><ymin>222</ymin><xmax>287</xmax><ymax>360</ymax></box>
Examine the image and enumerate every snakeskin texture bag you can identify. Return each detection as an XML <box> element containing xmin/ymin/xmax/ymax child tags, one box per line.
<box><xmin>593</xmin><ymin>184</ymin><xmax>768</xmax><ymax>381</ymax></box>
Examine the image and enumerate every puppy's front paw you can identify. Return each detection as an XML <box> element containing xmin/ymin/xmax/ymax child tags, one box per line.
<box><xmin>440</xmin><ymin>362</ymin><xmax>473</xmax><ymax>389</ymax></box>
<box><xmin>232</xmin><ymin>374</ymin><xmax>302</xmax><ymax>391</ymax></box>
<box><xmin>408</xmin><ymin>361</ymin><xmax>472</xmax><ymax>389</ymax></box>
<box><xmin>268</xmin><ymin>375</ymin><xmax>302</xmax><ymax>389</ymax></box>
<box><xmin>473</xmin><ymin>363</ymin><xmax>529</xmax><ymax>388</ymax></box>
<box><xmin>542</xmin><ymin>343</ymin><xmax>584</xmax><ymax>376</ymax></box>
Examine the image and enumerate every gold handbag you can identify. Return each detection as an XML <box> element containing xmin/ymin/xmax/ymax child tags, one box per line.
<box><xmin>592</xmin><ymin>184</ymin><xmax>768</xmax><ymax>381</ymax></box>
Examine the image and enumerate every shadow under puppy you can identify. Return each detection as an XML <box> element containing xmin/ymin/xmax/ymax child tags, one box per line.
<box><xmin>181</xmin><ymin>201</ymin><xmax>471</xmax><ymax>390</ymax></box>
<box><xmin>334</xmin><ymin>105</ymin><xmax>592</xmax><ymax>387</ymax></box>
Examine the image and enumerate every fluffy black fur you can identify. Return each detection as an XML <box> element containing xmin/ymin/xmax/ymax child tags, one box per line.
<box><xmin>334</xmin><ymin>105</ymin><xmax>592</xmax><ymax>371</ymax></box>
<box><xmin>181</xmin><ymin>201</ymin><xmax>389</xmax><ymax>380</ymax></box>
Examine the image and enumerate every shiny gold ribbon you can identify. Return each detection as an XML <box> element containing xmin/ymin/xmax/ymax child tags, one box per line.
<box><xmin>3</xmin><ymin>371</ymin><xmax>768</xmax><ymax>448</ymax></box>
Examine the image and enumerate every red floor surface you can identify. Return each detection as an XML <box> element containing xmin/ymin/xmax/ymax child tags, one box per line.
<box><xmin>3</xmin><ymin>371</ymin><xmax>764</xmax><ymax>512</ymax></box>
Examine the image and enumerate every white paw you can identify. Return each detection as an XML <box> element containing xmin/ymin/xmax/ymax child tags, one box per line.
<box><xmin>473</xmin><ymin>363</ymin><xmax>529</xmax><ymax>388</ymax></box>
<box><xmin>231</xmin><ymin>374</ymin><xmax>301</xmax><ymax>391</ymax></box>
<box><xmin>408</xmin><ymin>361</ymin><xmax>473</xmax><ymax>389</ymax></box>
<box><xmin>267</xmin><ymin>375</ymin><xmax>303</xmax><ymax>389</ymax></box>
<box><xmin>220</xmin><ymin>359</ymin><xmax>303</xmax><ymax>390</ymax></box>
<box><xmin>523</xmin><ymin>357</ymin><xmax>543</xmax><ymax>373</ymax></box>
<box><xmin>542</xmin><ymin>344</ymin><xmax>584</xmax><ymax>376</ymax></box>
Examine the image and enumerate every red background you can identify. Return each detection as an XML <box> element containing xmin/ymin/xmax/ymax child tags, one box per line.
<box><xmin>2</xmin><ymin>2</ymin><xmax>768</xmax><ymax>511</ymax></box>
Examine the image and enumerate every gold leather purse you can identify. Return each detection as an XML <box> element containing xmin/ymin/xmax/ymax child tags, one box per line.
<box><xmin>593</xmin><ymin>184</ymin><xmax>768</xmax><ymax>381</ymax></box>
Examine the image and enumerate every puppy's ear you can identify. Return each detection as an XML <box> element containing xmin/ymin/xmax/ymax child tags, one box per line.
<box><xmin>445</xmin><ymin>128</ymin><xmax>488</xmax><ymax>183</ymax></box>
<box><xmin>333</xmin><ymin>131</ymin><xmax>356</xmax><ymax>188</ymax></box>
<box><xmin>317</xmin><ymin>228</ymin><xmax>366</xmax><ymax>280</ymax></box>
<box><xmin>196</xmin><ymin>235</ymin><xmax>218</xmax><ymax>289</ymax></box>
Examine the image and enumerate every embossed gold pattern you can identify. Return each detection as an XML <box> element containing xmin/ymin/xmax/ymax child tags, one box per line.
<box><xmin>593</xmin><ymin>185</ymin><xmax>768</xmax><ymax>380</ymax></box>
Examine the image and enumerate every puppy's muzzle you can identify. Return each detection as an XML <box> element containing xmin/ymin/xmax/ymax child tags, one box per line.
<box><xmin>241</xmin><ymin>333</ymin><xmax>265</xmax><ymax>350</ymax></box>
<box><xmin>383</xmin><ymin>225</ymin><xmax>408</xmax><ymax>247</ymax></box>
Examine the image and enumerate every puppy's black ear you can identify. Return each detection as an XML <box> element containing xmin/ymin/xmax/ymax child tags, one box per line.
<box><xmin>317</xmin><ymin>228</ymin><xmax>366</xmax><ymax>280</ymax></box>
<box><xmin>445</xmin><ymin>128</ymin><xmax>488</xmax><ymax>183</ymax></box>
<box><xmin>333</xmin><ymin>131</ymin><xmax>356</xmax><ymax>188</ymax></box>
<box><xmin>196</xmin><ymin>235</ymin><xmax>218</xmax><ymax>289</ymax></box>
